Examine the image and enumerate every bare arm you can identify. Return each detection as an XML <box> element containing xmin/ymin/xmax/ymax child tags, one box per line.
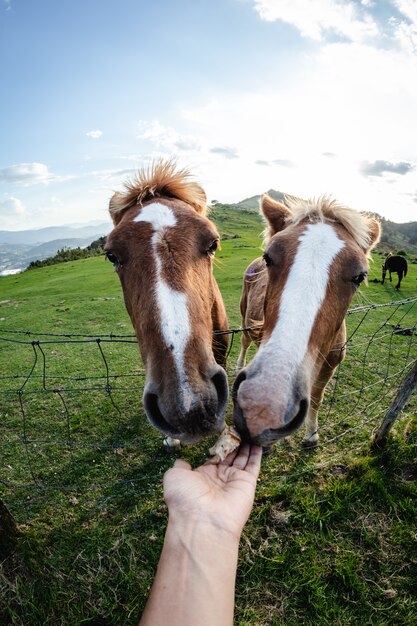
<box><xmin>139</xmin><ymin>444</ymin><xmax>262</xmax><ymax>626</ymax></box>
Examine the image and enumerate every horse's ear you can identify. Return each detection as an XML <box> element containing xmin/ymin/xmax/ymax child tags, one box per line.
<box><xmin>365</xmin><ymin>217</ymin><xmax>381</xmax><ymax>254</ymax></box>
<box><xmin>260</xmin><ymin>194</ymin><xmax>293</xmax><ymax>236</ymax></box>
<box><xmin>109</xmin><ymin>192</ymin><xmax>126</xmax><ymax>226</ymax></box>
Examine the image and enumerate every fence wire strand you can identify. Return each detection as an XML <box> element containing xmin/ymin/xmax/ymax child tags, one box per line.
<box><xmin>0</xmin><ymin>296</ymin><xmax>416</xmax><ymax>520</ymax></box>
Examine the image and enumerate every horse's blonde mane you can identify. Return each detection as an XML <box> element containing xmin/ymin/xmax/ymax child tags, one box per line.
<box><xmin>109</xmin><ymin>159</ymin><xmax>207</xmax><ymax>222</ymax></box>
<box><xmin>283</xmin><ymin>195</ymin><xmax>379</xmax><ymax>253</ymax></box>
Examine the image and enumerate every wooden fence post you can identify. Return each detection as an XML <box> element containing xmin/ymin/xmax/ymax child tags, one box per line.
<box><xmin>371</xmin><ymin>359</ymin><xmax>417</xmax><ymax>449</ymax></box>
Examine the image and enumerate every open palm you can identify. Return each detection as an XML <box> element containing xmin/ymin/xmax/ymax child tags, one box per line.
<box><xmin>163</xmin><ymin>444</ymin><xmax>262</xmax><ymax>539</ymax></box>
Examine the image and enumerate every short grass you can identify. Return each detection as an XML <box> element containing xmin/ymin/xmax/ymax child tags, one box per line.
<box><xmin>0</xmin><ymin>206</ymin><xmax>416</xmax><ymax>625</ymax></box>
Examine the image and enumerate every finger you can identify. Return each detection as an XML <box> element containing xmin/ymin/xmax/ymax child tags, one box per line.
<box><xmin>221</xmin><ymin>447</ymin><xmax>240</xmax><ymax>466</ymax></box>
<box><xmin>172</xmin><ymin>458</ymin><xmax>192</xmax><ymax>470</ymax></box>
<box><xmin>205</xmin><ymin>455</ymin><xmax>221</xmax><ymax>465</ymax></box>
<box><xmin>244</xmin><ymin>445</ymin><xmax>263</xmax><ymax>478</ymax></box>
<box><xmin>229</xmin><ymin>443</ymin><xmax>251</xmax><ymax>470</ymax></box>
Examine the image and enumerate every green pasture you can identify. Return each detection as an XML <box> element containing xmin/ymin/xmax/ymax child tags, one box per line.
<box><xmin>0</xmin><ymin>206</ymin><xmax>416</xmax><ymax>625</ymax></box>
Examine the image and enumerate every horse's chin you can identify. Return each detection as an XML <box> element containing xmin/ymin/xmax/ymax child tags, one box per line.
<box><xmin>161</xmin><ymin>420</ymin><xmax>226</xmax><ymax>446</ymax></box>
<box><xmin>177</xmin><ymin>422</ymin><xmax>226</xmax><ymax>446</ymax></box>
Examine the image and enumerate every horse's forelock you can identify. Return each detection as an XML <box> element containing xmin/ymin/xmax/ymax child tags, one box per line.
<box><xmin>285</xmin><ymin>196</ymin><xmax>380</xmax><ymax>254</ymax></box>
<box><xmin>108</xmin><ymin>159</ymin><xmax>207</xmax><ymax>225</ymax></box>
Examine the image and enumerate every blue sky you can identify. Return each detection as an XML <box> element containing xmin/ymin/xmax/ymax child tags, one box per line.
<box><xmin>1</xmin><ymin>0</ymin><xmax>417</xmax><ymax>230</ymax></box>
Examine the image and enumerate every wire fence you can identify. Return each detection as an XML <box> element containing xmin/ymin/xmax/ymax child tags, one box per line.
<box><xmin>0</xmin><ymin>296</ymin><xmax>416</xmax><ymax>521</ymax></box>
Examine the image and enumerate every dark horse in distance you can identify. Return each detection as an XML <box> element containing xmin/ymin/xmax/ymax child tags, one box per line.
<box><xmin>381</xmin><ymin>255</ymin><xmax>408</xmax><ymax>289</ymax></box>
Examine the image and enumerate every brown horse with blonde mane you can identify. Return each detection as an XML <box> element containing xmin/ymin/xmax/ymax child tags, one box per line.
<box><xmin>105</xmin><ymin>160</ymin><xmax>229</xmax><ymax>445</ymax></box>
<box><xmin>233</xmin><ymin>194</ymin><xmax>381</xmax><ymax>448</ymax></box>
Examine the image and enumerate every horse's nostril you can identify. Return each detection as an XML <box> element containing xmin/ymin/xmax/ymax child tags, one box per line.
<box><xmin>291</xmin><ymin>398</ymin><xmax>308</xmax><ymax>429</ymax></box>
<box><xmin>232</xmin><ymin>369</ymin><xmax>247</xmax><ymax>401</ymax></box>
<box><xmin>143</xmin><ymin>392</ymin><xmax>177</xmax><ymax>436</ymax></box>
<box><xmin>211</xmin><ymin>368</ymin><xmax>229</xmax><ymax>418</ymax></box>
<box><xmin>231</xmin><ymin>370</ymin><xmax>251</xmax><ymax>442</ymax></box>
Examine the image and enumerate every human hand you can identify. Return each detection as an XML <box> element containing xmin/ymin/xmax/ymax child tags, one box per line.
<box><xmin>163</xmin><ymin>444</ymin><xmax>262</xmax><ymax>540</ymax></box>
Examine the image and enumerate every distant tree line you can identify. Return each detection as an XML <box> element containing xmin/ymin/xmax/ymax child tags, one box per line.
<box><xmin>27</xmin><ymin>237</ymin><xmax>106</xmax><ymax>270</ymax></box>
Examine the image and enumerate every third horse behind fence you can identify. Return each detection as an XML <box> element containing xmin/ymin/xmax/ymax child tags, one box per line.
<box><xmin>381</xmin><ymin>254</ymin><xmax>408</xmax><ymax>290</ymax></box>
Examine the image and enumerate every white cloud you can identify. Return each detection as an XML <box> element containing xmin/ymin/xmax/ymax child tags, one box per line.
<box><xmin>255</xmin><ymin>158</ymin><xmax>295</xmax><ymax>167</ymax></box>
<box><xmin>91</xmin><ymin>168</ymin><xmax>136</xmax><ymax>181</ymax></box>
<box><xmin>360</xmin><ymin>160</ymin><xmax>415</xmax><ymax>177</ymax></box>
<box><xmin>391</xmin><ymin>0</ymin><xmax>417</xmax><ymax>54</ymax></box>
<box><xmin>252</xmin><ymin>0</ymin><xmax>417</xmax><ymax>54</ymax></box>
<box><xmin>0</xmin><ymin>163</ymin><xmax>54</xmax><ymax>186</ymax></box>
<box><xmin>0</xmin><ymin>196</ymin><xmax>26</xmax><ymax>217</ymax></box>
<box><xmin>210</xmin><ymin>146</ymin><xmax>239</xmax><ymax>159</ymax></box>
<box><xmin>253</xmin><ymin>0</ymin><xmax>378</xmax><ymax>42</ymax></box>
<box><xmin>86</xmin><ymin>130</ymin><xmax>103</xmax><ymax>139</ymax></box>
<box><xmin>0</xmin><ymin>196</ymin><xmax>29</xmax><ymax>229</ymax></box>
<box><xmin>49</xmin><ymin>195</ymin><xmax>64</xmax><ymax>206</ymax></box>
<box><xmin>394</xmin><ymin>0</ymin><xmax>417</xmax><ymax>24</ymax></box>
<box><xmin>117</xmin><ymin>154</ymin><xmax>145</xmax><ymax>162</ymax></box>
<box><xmin>137</xmin><ymin>120</ymin><xmax>201</xmax><ymax>152</ymax></box>
<box><xmin>0</xmin><ymin>163</ymin><xmax>75</xmax><ymax>188</ymax></box>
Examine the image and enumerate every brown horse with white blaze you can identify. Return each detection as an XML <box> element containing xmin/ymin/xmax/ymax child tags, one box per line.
<box><xmin>105</xmin><ymin>160</ymin><xmax>229</xmax><ymax>444</ymax></box>
<box><xmin>233</xmin><ymin>194</ymin><xmax>381</xmax><ymax>448</ymax></box>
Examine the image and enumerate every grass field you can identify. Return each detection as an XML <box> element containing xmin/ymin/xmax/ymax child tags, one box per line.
<box><xmin>1</xmin><ymin>205</ymin><xmax>416</xmax><ymax>625</ymax></box>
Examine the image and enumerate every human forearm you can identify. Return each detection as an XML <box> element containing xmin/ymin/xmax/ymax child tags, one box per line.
<box><xmin>139</xmin><ymin>446</ymin><xmax>262</xmax><ymax>625</ymax></box>
<box><xmin>139</xmin><ymin>519</ymin><xmax>240</xmax><ymax>626</ymax></box>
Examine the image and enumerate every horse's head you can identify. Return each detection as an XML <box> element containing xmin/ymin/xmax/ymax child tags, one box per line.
<box><xmin>105</xmin><ymin>161</ymin><xmax>228</xmax><ymax>443</ymax></box>
<box><xmin>233</xmin><ymin>194</ymin><xmax>380</xmax><ymax>447</ymax></box>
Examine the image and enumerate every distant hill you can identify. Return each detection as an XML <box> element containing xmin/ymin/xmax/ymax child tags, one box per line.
<box><xmin>0</xmin><ymin>222</ymin><xmax>111</xmax><ymax>275</ymax></box>
<box><xmin>234</xmin><ymin>189</ymin><xmax>289</xmax><ymax>209</ymax></box>
<box><xmin>229</xmin><ymin>190</ymin><xmax>417</xmax><ymax>256</ymax></box>
<box><xmin>0</xmin><ymin>221</ymin><xmax>110</xmax><ymax>245</ymax></box>
<box><xmin>377</xmin><ymin>216</ymin><xmax>417</xmax><ymax>254</ymax></box>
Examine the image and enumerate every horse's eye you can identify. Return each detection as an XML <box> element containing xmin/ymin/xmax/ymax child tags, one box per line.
<box><xmin>105</xmin><ymin>251</ymin><xmax>120</xmax><ymax>267</ymax></box>
<box><xmin>263</xmin><ymin>252</ymin><xmax>273</xmax><ymax>267</ymax></box>
<box><xmin>352</xmin><ymin>271</ymin><xmax>367</xmax><ymax>286</ymax></box>
<box><xmin>207</xmin><ymin>240</ymin><xmax>219</xmax><ymax>256</ymax></box>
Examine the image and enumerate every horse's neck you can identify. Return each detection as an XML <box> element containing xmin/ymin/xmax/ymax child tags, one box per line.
<box><xmin>211</xmin><ymin>278</ymin><xmax>228</xmax><ymax>332</ymax></box>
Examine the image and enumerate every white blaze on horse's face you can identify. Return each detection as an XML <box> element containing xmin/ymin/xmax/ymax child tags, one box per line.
<box><xmin>133</xmin><ymin>202</ymin><xmax>192</xmax><ymax>405</ymax></box>
<box><xmin>260</xmin><ymin>223</ymin><xmax>345</xmax><ymax>380</ymax></box>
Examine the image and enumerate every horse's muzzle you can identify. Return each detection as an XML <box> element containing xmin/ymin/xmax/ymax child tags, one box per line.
<box><xmin>143</xmin><ymin>366</ymin><xmax>228</xmax><ymax>443</ymax></box>
<box><xmin>232</xmin><ymin>368</ymin><xmax>309</xmax><ymax>446</ymax></box>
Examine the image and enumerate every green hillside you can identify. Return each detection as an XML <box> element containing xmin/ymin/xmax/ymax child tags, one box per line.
<box><xmin>233</xmin><ymin>192</ymin><xmax>417</xmax><ymax>255</ymax></box>
<box><xmin>0</xmin><ymin>207</ymin><xmax>416</xmax><ymax>626</ymax></box>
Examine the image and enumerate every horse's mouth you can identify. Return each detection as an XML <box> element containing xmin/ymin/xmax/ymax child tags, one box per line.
<box><xmin>143</xmin><ymin>391</ymin><xmax>225</xmax><ymax>444</ymax></box>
